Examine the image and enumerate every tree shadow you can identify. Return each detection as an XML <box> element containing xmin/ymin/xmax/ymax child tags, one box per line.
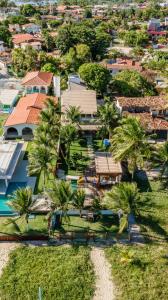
<box><xmin>137</xmin><ymin>215</ymin><xmax>168</xmax><ymax>241</ymax></box>
<box><xmin>135</xmin><ymin>171</ymin><xmax>152</xmax><ymax>192</ymax></box>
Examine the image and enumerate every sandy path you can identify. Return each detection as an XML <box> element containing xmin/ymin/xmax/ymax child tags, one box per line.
<box><xmin>91</xmin><ymin>247</ymin><xmax>115</xmax><ymax>300</ymax></box>
<box><xmin>0</xmin><ymin>242</ymin><xmax>18</xmax><ymax>276</ymax></box>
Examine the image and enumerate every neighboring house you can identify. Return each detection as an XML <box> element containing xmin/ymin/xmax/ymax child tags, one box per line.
<box><xmin>22</xmin><ymin>71</ymin><xmax>53</xmax><ymax>94</ymax></box>
<box><xmin>116</xmin><ymin>96</ymin><xmax>168</xmax><ymax>140</ymax></box>
<box><xmin>12</xmin><ymin>33</ymin><xmax>42</xmax><ymax>49</ymax></box>
<box><xmin>148</xmin><ymin>18</ymin><xmax>161</xmax><ymax>31</ymax></box>
<box><xmin>9</xmin><ymin>24</ymin><xmax>21</xmax><ymax>33</ymax></box>
<box><xmin>4</xmin><ymin>93</ymin><xmax>57</xmax><ymax>140</ymax></box>
<box><xmin>21</xmin><ymin>41</ymin><xmax>42</xmax><ymax>50</ymax></box>
<box><xmin>22</xmin><ymin>23</ymin><xmax>41</xmax><ymax>34</ymax></box>
<box><xmin>0</xmin><ymin>41</ymin><xmax>5</xmax><ymax>52</ymax></box>
<box><xmin>61</xmin><ymin>75</ymin><xmax>98</xmax><ymax>132</ymax></box>
<box><xmin>0</xmin><ymin>141</ymin><xmax>23</xmax><ymax>195</ymax></box>
<box><xmin>102</xmin><ymin>58</ymin><xmax>143</xmax><ymax>76</ymax></box>
<box><xmin>0</xmin><ymin>89</ymin><xmax>20</xmax><ymax>112</ymax></box>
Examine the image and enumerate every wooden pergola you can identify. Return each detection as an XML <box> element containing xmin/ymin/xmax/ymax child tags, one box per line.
<box><xmin>95</xmin><ymin>152</ymin><xmax>122</xmax><ymax>185</ymax></box>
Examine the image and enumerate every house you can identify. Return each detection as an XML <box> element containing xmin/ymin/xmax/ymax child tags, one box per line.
<box><xmin>61</xmin><ymin>75</ymin><xmax>98</xmax><ymax>132</ymax></box>
<box><xmin>0</xmin><ymin>89</ymin><xmax>20</xmax><ymax>112</ymax></box>
<box><xmin>9</xmin><ymin>24</ymin><xmax>21</xmax><ymax>33</ymax></box>
<box><xmin>0</xmin><ymin>141</ymin><xmax>23</xmax><ymax>195</ymax></box>
<box><xmin>12</xmin><ymin>33</ymin><xmax>42</xmax><ymax>49</ymax></box>
<box><xmin>116</xmin><ymin>96</ymin><xmax>168</xmax><ymax>140</ymax></box>
<box><xmin>22</xmin><ymin>23</ymin><xmax>41</xmax><ymax>34</ymax></box>
<box><xmin>0</xmin><ymin>41</ymin><xmax>5</xmax><ymax>52</ymax></box>
<box><xmin>102</xmin><ymin>58</ymin><xmax>142</xmax><ymax>76</ymax></box>
<box><xmin>148</xmin><ymin>19</ymin><xmax>161</xmax><ymax>31</ymax></box>
<box><xmin>4</xmin><ymin>93</ymin><xmax>57</xmax><ymax>140</ymax></box>
<box><xmin>95</xmin><ymin>152</ymin><xmax>122</xmax><ymax>186</ymax></box>
<box><xmin>21</xmin><ymin>71</ymin><xmax>53</xmax><ymax>94</ymax></box>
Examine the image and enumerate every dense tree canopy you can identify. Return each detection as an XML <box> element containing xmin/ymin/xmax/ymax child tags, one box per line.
<box><xmin>20</xmin><ymin>4</ymin><xmax>37</xmax><ymax>17</ymax></box>
<box><xmin>0</xmin><ymin>25</ymin><xmax>11</xmax><ymax>46</ymax></box>
<box><xmin>79</xmin><ymin>63</ymin><xmax>111</xmax><ymax>94</ymax></box>
<box><xmin>56</xmin><ymin>22</ymin><xmax>111</xmax><ymax>60</ymax></box>
<box><xmin>112</xmin><ymin>70</ymin><xmax>156</xmax><ymax>97</ymax></box>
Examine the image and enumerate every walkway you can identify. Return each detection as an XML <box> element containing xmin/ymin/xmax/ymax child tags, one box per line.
<box><xmin>85</xmin><ymin>135</ymin><xmax>96</xmax><ymax>177</ymax></box>
<box><xmin>90</xmin><ymin>247</ymin><xmax>115</xmax><ymax>300</ymax></box>
<box><xmin>0</xmin><ymin>242</ymin><xmax>18</xmax><ymax>276</ymax></box>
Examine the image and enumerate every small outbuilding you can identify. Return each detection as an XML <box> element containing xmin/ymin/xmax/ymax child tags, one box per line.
<box><xmin>95</xmin><ymin>152</ymin><xmax>122</xmax><ymax>185</ymax></box>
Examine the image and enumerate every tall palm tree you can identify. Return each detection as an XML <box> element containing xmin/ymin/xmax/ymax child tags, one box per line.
<box><xmin>60</xmin><ymin>124</ymin><xmax>78</xmax><ymax>163</ymax></box>
<box><xmin>98</xmin><ymin>102</ymin><xmax>119</xmax><ymax>139</ymax></box>
<box><xmin>66</xmin><ymin>105</ymin><xmax>81</xmax><ymax>126</ymax></box>
<box><xmin>153</xmin><ymin>142</ymin><xmax>168</xmax><ymax>178</ymax></box>
<box><xmin>111</xmin><ymin>116</ymin><xmax>151</xmax><ymax>179</ymax></box>
<box><xmin>28</xmin><ymin>145</ymin><xmax>55</xmax><ymax>190</ymax></box>
<box><xmin>7</xmin><ymin>187</ymin><xmax>33</xmax><ymax>231</ymax></box>
<box><xmin>103</xmin><ymin>182</ymin><xmax>140</xmax><ymax>233</ymax></box>
<box><xmin>72</xmin><ymin>189</ymin><xmax>86</xmax><ymax>217</ymax></box>
<box><xmin>47</xmin><ymin>180</ymin><xmax>74</xmax><ymax>229</ymax></box>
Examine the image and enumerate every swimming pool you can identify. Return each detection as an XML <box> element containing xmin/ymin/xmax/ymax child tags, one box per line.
<box><xmin>71</xmin><ymin>180</ymin><xmax>78</xmax><ymax>191</ymax></box>
<box><xmin>0</xmin><ymin>182</ymin><xmax>27</xmax><ymax>216</ymax></box>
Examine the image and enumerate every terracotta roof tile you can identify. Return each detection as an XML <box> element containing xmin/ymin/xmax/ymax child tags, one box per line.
<box><xmin>117</xmin><ymin>96</ymin><xmax>168</xmax><ymax>111</ymax></box>
<box><xmin>5</xmin><ymin>93</ymin><xmax>57</xmax><ymax>126</ymax></box>
<box><xmin>12</xmin><ymin>33</ymin><xmax>36</xmax><ymax>44</ymax></box>
<box><xmin>22</xmin><ymin>71</ymin><xmax>53</xmax><ymax>86</ymax></box>
<box><xmin>123</xmin><ymin>112</ymin><xmax>168</xmax><ymax>130</ymax></box>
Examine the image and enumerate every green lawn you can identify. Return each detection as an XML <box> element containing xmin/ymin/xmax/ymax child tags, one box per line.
<box><xmin>68</xmin><ymin>140</ymin><xmax>90</xmax><ymax>176</ymax></box>
<box><xmin>136</xmin><ymin>179</ymin><xmax>168</xmax><ymax>243</ymax></box>
<box><xmin>0</xmin><ymin>215</ymin><xmax>48</xmax><ymax>236</ymax></box>
<box><xmin>0</xmin><ymin>246</ymin><xmax>95</xmax><ymax>300</ymax></box>
<box><xmin>106</xmin><ymin>244</ymin><xmax>168</xmax><ymax>300</ymax></box>
<box><xmin>0</xmin><ymin>114</ymin><xmax>8</xmax><ymax>136</ymax></box>
<box><xmin>58</xmin><ymin>215</ymin><xmax>119</xmax><ymax>234</ymax></box>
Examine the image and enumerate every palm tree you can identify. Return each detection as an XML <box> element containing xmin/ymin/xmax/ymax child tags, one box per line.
<box><xmin>111</xmin><ymin>116</ymin><xmax>151</xmax><ymax>179</ymax></box>
<box><xmin>28</xmin><ymin>145</ymin><xmax>55</xmax><ymax>190</ymax></box>
<box><xmin>72</xmin><ymin>189</ymin><xmax>85</xmax><ymax>217</ymax></box>
<box><xmin>98</xmin><ymin>102</ymin><xmax>119</xmax><ymax>139</ymax></box>
<box><xmin>47</xmin><ymin>180</ymin><xmax>74</xmax><ymax>229</ymax></box>
<box><xmin>60</xmin><ymin>124</ymin><xmax>78</xmax><ymax>163</ymax></box>
<box><xmin>153</xmin><ymin>142</ymin><xmax>168</xmax><ymax>178</ymax></box>
<box><xmin>66</xmin><ymin>105</ymin><xmax>81</xmax><ymax>126</ymax></box>
<box><xmin>103</xmin><ymin>182</ymin><xmax>140</xmax><ymax>233</ymax></box>
<box><xmin>7</xmin><ymin>187</ymin><xmax>33</xmax><ymax>231</ymax></box>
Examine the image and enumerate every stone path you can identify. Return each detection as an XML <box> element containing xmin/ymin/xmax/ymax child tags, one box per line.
<box><xmin>90</xmin><ymin>247</ymin><xmax>115</xmax><ymax>300</ymax></box>
<box><xmin>85</xmin><ymin>135</ymin><xmax>96</xmax><ymax>177</ymax></box>
<box><xmin>0</xmin><ymin>242</ymin><xmax>18</xmax><ymax>276</ymax></box>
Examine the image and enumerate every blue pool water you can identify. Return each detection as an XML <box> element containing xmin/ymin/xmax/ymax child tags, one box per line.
<box><xmin>71</xmin><ymin>180</ymin><xmax>78</xmax><ymax>191</ymax></box>
<box><xmin>0</xmin><ymin>182</ymin><xmax>27</xmax><ymax>215</ymax></box>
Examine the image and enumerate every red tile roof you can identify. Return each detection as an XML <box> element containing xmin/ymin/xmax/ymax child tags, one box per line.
<box><xmin>123</xmin><ymin>112</ymin><xmax>168</xmax><ymax>130</ymax></box>
<box><xmin>5</xmin><ymin>93</ymin><xmax>57</xmax><ymax>126</ymax></box>
<box><xmin>117</xmin><ymin>96</ymin><xmax>168</xmax><ymax>111</ymax></box>
<box><xmin>12</xmin><ymin>33</ymin><xmax>36</xmax><ymax>44</ymax></box>
<box><xmin>22</xmin><ymin>71</ymin><xmax>53</xmax><ymax>86</ymax></box>
<box><xmin>102</xmin><ymin>59</ymin><xmax>142</xmax><ymax>71</ymax></box>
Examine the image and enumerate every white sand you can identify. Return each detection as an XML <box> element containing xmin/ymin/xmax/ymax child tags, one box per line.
<box><xmin>91</xmin><ymin>247</ymin><xmax>115</xmax><ymax>300</ymax></box>
<box><xmin>0</xmin><ymin>242</ymin><xmax>18</xmax><ymax>276</ymax></box>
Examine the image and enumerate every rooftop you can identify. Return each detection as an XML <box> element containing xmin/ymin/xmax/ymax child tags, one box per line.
<box><xmin>123</xmin><ymin>112</ymin><xmax>168</xmax><ymax>130</ymax></box>
<box><xmin>0</xmin><ymin>89</ymin><xmax>19</xmax><ymax>106</ymax></box>
<box><xmin>61</xmin><ymin>82</ymin><xmax>97</xmax><ymax>115</ymax></box>
<box><xmin>5</xmin><ymin>93</ymin><xmax>57</xmax><ymax>127</ymax></box>
<box><xmin>95</xmin><ymin>152</ymin><xmax>122</xmax><ymax>175</ymax></box>
<box><xmin>22</xmin><ymin>71</ymin><xmax>53</xmax><ymax>87</ymax></box>
<box><xmin>116</xmin><ymin>96</ymin><xmax>168</xmax><ymax>111</ymax></box>
<box><xmin>0</xmin><ymin>142</ymin><xmax>22</xmax><ymax>180</ymax></box>
<box><xmin>12</xmin><ymin>33</ymin><xmax>36</xmax><ymax>44</ymax></box>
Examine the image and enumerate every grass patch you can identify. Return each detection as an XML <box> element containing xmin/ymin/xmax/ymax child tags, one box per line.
<box><xmin>0</xmin><ymin>246</ymin><xmax>95</xmax><ymax>300</ymax></box>
<box><xmin>58</xmin><ymin>215</ymin><xmax>119</xmax><ymax>234</ymax></box>
<box><xmin>0</xmin><ymin>114</ymin><xmax>8</xmax><ymax>136</ymax></box>
<box><xmin>0</xmin><ymin>215</ymin><xmax>48</xmax><ymax>236</ymax></box>
<box><xmin>106</xmin><ymin>244</ymin><xmax>168</xmax><ymax>300</ymax></box>
<box><xmin>68</xmin><ymin>140</ymin><xmax>90</xmax><ymax>176</ymax></box>
<box><xmin>137</xmin><ymin>179</ymin><xmax>168</xmax><ymax>242</ymax></box>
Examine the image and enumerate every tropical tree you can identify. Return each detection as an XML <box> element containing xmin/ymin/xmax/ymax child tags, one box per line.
<box><xmin>153</xmin><ymin>142</ymin><xmax>168</xmax><ymax>178</ymax></box>
<box><xmin>111</xmin><ymin>116</ymin><xmax>151</xmax><ymax>179</ymax></box>
<box><xmin>47</xmin><ymin>180</ymin><xmax>74</xmax><ymax>228</ymax></box>
<box><xmin>60</xmin><ymin>124</ymin><xmax>78</xmax><ymax>163</ymax></box>
<box><xmin>103</xmin><ymin>182</ymin><xmax>141</xmax><ymax>233</ymax></box>
<box><xmin>72</xmin><ymin>189</ymin><xmax>85</xmax><ymax>217</ymax></box>
<box><xmin>28</xmin><ymin>145</ymin><xmax>55</xmax><ymax>190</ymax></box>
<box><xmin>97</xmin><ymin>102</ymin><xmax>120</xmax><ymax>138</ymax></box>
<box><xmin>66</xmin><ymin>105</ymin><xmax>81</xmax><ymax>126</ymax></box>
<box><xmin>79</xmin><ymin>63</ymin><xmax>111</xmax><ymax>95</ymax></box>
<box><xmin>7</xmin><ymin>187</ymin><xmax>33</xmax><ymax>230</ymax></box>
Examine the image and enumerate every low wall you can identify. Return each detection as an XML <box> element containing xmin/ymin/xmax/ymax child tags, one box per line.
<box><xmin>0</xmin><ymin>235</ymin><xmax>49</xmax><ymax>241</ymax></box>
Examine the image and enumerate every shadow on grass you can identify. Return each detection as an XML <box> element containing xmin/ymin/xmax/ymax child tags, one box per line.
<box><xmin>137</xmin><ymin>215</ymin><xmax>168</xmax><ymax>241</ymax></box>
